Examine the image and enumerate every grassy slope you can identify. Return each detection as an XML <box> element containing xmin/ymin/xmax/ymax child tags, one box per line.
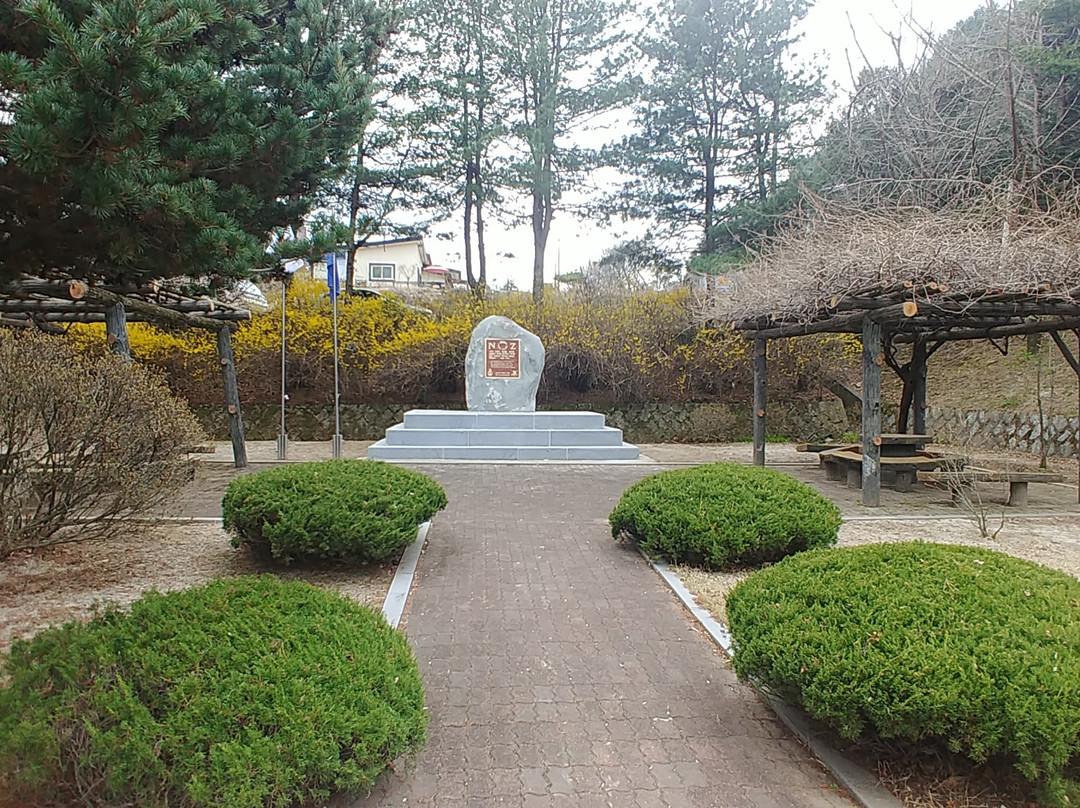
<box><xmin>879</xmin><ymin>336</ymin><xmax>1078</xmax><ymax>418</ymax></box>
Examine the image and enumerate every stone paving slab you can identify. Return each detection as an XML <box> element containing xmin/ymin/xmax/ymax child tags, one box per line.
<box><xmin>337</xmin><ymin>465</ymin><xmax>855</xmax><ymax>808</ymax></box>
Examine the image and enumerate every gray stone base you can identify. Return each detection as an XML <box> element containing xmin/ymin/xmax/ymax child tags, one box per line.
<box><xmin>367</xmin><ymin>409</ymin><xmax>641</xmax><ymax>461</ymax></box>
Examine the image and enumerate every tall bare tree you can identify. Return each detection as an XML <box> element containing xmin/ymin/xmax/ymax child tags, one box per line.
<box><xmin>502</xmin><ymin>0</ymin><xmax>632</xmax><ymax>301</ymax></box>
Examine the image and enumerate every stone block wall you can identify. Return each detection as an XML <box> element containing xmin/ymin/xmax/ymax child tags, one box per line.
<box><xmin>193</xmin><ymin>400</ymin><xmax>852</xmax><ymax>445</ymax></box>
<box><xmin>926</xmin><ymin>406</ymin><xmax>1079</xmax><ymax>459</ymax></box>
<box><xmin>191</xmin><ymin>400</ymin><xmax>1078</xmax><ymax>457</ymax></box>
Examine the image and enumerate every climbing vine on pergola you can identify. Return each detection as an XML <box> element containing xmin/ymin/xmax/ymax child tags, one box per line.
<box><xmin>0</xmin><ymin>276</ymin><xmax>253</xmax><ymax>468</ymax></box>
<box><xmin>704</xmin><ymin>201</ymin><xmax>1080</xmax><ymax>507</ymax></box>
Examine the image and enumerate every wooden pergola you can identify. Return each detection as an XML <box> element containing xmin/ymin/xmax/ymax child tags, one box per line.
<box><xmin>712</xmin><ymin>204</ymin><xmax>1080</xmax><ymax>507</ymax></box>
<box><xmin>0</xmin><ymin>276</ymin><xmax>252</xmax><ymax>468</ymax></box>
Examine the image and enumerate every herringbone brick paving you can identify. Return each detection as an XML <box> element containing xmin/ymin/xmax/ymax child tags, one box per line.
<box><xmin>342</xmin><ymin>464</ymin><xmax>855</xmax><ymax>808</ymax></box>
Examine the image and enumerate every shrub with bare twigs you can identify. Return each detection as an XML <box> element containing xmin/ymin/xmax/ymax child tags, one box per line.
<box><xmin>707</xmin><ymin>189</ymin><xmax>1080</xmax><ymax>326</ymax></box>
<box><xmin>0</xmin><ymin>331</ymin><xmax>204</xmax><ymax>559</ymax></box>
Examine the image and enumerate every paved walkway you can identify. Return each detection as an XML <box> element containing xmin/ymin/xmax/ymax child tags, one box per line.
<box><xmin>340</xmin><ymin>464</ymin><xmax>855</xmax><ymax>808</ymax></box>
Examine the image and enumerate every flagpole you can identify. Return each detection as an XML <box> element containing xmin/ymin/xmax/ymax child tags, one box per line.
<box><xmin>277</xmin><ymin>271</ymin><xmax>288</xmax><ymax>460</ymax></box>
<box><xmin>331</xmin><ymin>259</ymin><xmax>343</xmax><ymax>460</ymax></box>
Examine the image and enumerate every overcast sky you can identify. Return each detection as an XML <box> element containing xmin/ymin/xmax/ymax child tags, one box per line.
<box><xmin>427</xmin><ymin>0</ymin><xmax>989</xmax><ymax>291</ymax></box>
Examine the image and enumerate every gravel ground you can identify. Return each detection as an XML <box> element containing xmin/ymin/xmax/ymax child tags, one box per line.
<box><xmin>676</xmin><ymin>514</ymin><xmax>1080</xmax><ymax>632</ymax></box>
<box><xmin>0</xmin><ymin>521</ymin><xmax>395</xmax><ymax>654</ymax></box>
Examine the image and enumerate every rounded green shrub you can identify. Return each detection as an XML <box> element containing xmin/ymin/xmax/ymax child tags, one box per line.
<box><xmin>609</xmin><ymin>462</ymin><xmax>840</xmax><ymax>568</ymax></box>
<box><xmin>0</xmin><ymin>576</ymin><xmax>427</xmax><ymax>808</ymax></box>
<box><xmin>223</xmin><ymin>460</ymin><xmax>447</xmax><ymax>563</ymax></box>
<box><xmin>726</xmin><ymin>542</ymin><xmax>1080</xmax><ymax>805</ymax></box>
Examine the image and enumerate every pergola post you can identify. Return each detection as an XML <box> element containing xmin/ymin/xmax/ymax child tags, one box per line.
<box><xmin>216</xmin><ymin>327</ymin><xmax>248</xmax><ymax>469</ymax></box>
<box><xmin>911</xmin><ymin>336</ymin><xmax>928</xmax><ymax>435</ymax></box>
<box><xmin>862</xmin><ymin>318</ymin><xmax>882</xmax><ymax>507</ymax></box>
<box><xmin>104</xmin><ymin>302</ymin><xmax>131</xmax><ymax>361</ymax></box>
<box><xmin>753</xmin><ymin>337</ymin><xmax>767</xmax><ymax>466</ymax></box>
<box><xmin>1048</xmin><ymin>329</ymin><xmax>1080</xmax><ymax>503</ymax></box>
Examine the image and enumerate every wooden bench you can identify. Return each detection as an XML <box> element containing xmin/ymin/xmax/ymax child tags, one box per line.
<box><xmin>917</xmin><ymin>468</ymin><xmax>1064</xmax><ymax>507</ymax></box>
<box><xmin>820</xmin><ymin>446</ymin><xmax>962</xmax><ymax>492</ymax></box>
<box><xmin>795</xmin><ymin>442</ymin><xmax>848</xmax><ymax>454</ymax></box>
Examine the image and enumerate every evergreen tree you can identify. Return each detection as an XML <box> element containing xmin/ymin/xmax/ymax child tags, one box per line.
<box><xmin>501</xmin><ymin>0</ymin><xmax>632</xmax><ymax>301</ymax></box>
<box><xmin>615</xmin><ymin>0</ymin><xmax>821</xmax><ymax>257</ymax></box>
<box><xmin>0</xmin><ymin>0</ymin><xmax>391</xmax><ymax>286</ymax></box>
<box><xmin>413</xmin><ymin>0</ymin><xmax>512</xmax><ymax>295</ymax></box>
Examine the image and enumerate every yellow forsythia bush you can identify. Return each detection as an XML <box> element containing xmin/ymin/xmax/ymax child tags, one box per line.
<box><xmin>69</xmin><ymin>278</ymin><xmax>859</xmax><ymax>406</ymax></box>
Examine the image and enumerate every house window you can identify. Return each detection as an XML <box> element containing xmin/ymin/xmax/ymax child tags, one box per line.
<box><xmin>369</xmin><ymin>263</ymin><xmax>395</xmax><ymax>281</ymax></box>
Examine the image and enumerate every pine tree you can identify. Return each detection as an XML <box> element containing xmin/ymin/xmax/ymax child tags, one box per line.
<box><xmin>0</xmin><ymin>0</ymin><xmax>391</xmax><ymax>286</ymax></box>
<box><xmin>615</xmin><ymin>0</ymin><xmax>821</xmax><ymax>257</ymax></box>
<box><xmin>501</xmin><ymin>0</ymin><xmax>633</xmax><ymax>301</ymax></box>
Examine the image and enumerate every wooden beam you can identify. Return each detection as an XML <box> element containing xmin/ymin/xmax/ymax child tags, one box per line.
<box><xmin>104</xmin><ymin>302</ymin><xmax>131</xmax><ymax>362</ymax></box>
<box><xmin>862</xmin><ymin>318</ymin><xmax>882</xmax><ymax>507</ymax></box>
<box><xmin>740</xmin><ymin>302</ymin><xmax>1080</xmax><ymax>340</ymax></box>
<box><xmin>14</xmin><ymin>310</ymin><xmax>249</xmax><ymax>324</ymax></box>
<box><xmin>893</xmin><ymin>316</ymin><xmax>1080</xmax><ymax>343</ymax></box>
<box><xmin>742</xmin><ymin>304</ymin><xmax>907</xmax><ymax>339</ymax></box>
<box><xmin>1</xmin><ymin>280</ymin><xmax>242</xmax><ymax>330</ymax></box>
<box><xmin>216</xmin><ymin>328</ymin><xmax>247</xmax><ymax>469</ymax></box>
<box><xmin>93</xmin><ymin>290</ymin><xmax>242</xmax><ymax>328</ymax></box>
<box><xmin>1048</xmin><ymin>330</ymin><xmax>1080</xmax><ymax>505</ymax></box>
<box><xmin>0</xmin><ymin>298</ymin><xmax>244</xmax><ymax>316</ymax></box>
<box><xmin>753</xmin><ymin>337</ymin><xmax>767</xmax><ymax>466</ymax></box>
<box><xmin>2</xmin><ymin>279</ymin><xmax>90</xmax><ymax>299</ymax></box>
<box><xmin>1049</xmin><ymin>330</ymin><xmax>1080</xmax><ymax>375</ymax></box>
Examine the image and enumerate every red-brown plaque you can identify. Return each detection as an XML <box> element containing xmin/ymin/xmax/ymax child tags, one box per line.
<box><xmin>484</xmin><ymin>338</ymin><xmax>521</xmax><ymax>379</ymax></box>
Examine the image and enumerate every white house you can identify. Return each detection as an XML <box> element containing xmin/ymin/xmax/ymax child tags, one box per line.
<box><xmin>354</xmin><ymin>238</ymin><xmax>466</xmax><ymax>289</ymax></box>
<box><xmin>353</xmin><ymin>237</ymin><xmax>429</xmax><ymax>288</ymax></box>
<box><xmin>317</xmin><ymin>237</ymin><xmax>465</xmax><ymax>292</ymax></box>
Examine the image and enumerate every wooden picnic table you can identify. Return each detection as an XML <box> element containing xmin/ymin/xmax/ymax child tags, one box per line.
<box><xmin>819</xmin><ymin>442</ymin><xmax>961</xmax><ymax>492</ymax></box>
<box><xmin>868</xmin><ymin>433</ymin><xmax>933</xmax><ymax>457</ymax></box>
<box><xmin>796</xmin><ymin>434</ymin><xmax>934</xmax><ymax>457</ymax></box>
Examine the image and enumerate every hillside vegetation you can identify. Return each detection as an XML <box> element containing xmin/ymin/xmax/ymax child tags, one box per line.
<box><xmin>881</xmin><ymin>338</ymin><xmax>1078</xmax><ymax>419</ymax></box>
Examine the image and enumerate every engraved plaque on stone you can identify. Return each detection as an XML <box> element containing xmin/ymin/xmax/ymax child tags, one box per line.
<box><xmin>484</xmin><ymin>338</ymin><xmax>521</xmax><ymax>379</ymax></box>
<box><xmin>465</xmin><ymin>316</ymin><xmax>544</xmax><ymax>411</ymax></box>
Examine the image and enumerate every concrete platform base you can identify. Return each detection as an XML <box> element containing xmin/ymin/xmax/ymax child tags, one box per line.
<box><xmin>367</xmin><ymin>409</ymin><xmax>641</xmax><ymax>461</ymax></box>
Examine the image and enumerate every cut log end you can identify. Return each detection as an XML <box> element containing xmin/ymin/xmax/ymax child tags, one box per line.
<box><xmin>903</xmin><ymin>301</ymin><xmax>919</xmax><ymax>317</ymax></box>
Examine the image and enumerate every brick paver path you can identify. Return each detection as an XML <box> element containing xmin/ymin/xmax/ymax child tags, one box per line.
<box><xmin>343</xmin><ymin>465</ymin><xmax>855</xmax><ymax>808</ymax></box>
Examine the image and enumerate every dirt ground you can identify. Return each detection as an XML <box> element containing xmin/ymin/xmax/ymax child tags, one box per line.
<box><xmin>0</xmin><ymin>521</ymin><xmax>395</xmax><ymax>655</ymax></box>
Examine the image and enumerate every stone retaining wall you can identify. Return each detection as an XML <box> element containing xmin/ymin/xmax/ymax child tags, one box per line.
<box><xmin>925</xmin><ymin>406</ymin><xmax>1079</xmax><ymax>459</ymax></box>
<box><xmin>191</xmin><ymin>401</ymin><xmax>1079</xmax><ymax>458</ymax></box>
<box><xmin>192</xmin><ymin>400</ymin><xmax>851</xmax><ymax>445</ymax></box>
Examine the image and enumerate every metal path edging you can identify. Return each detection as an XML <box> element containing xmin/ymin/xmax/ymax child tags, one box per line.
<box><xmin>382</xmin><ymin>521</ymin><xmax>431</xmax><ymax>629</ymax></box>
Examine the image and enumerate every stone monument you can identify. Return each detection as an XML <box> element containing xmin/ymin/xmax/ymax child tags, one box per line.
<box><xmin>367</xmin><ymin>317</ymin><xmax>639</xmax><ymax>461</ymax></box>
<box><xmin>465</xmin><ymin>316</ymin><xmax>544</xmax><ymax>411</ymax></box>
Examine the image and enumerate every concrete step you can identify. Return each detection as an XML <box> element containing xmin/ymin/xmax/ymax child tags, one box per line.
<box><xmin>366</xmin><ymin>441</ymin><xmax>641</xmax><ymax>462</ymax></box>
<box><xmin>401</xmin><ymin>409</ymin><xmax>606</xmax><ymax>431</ymax></box>
<box><xmin>383</xmin><ymin>424</ymin><xmax>624</xmax><ymax>447</ymax></box>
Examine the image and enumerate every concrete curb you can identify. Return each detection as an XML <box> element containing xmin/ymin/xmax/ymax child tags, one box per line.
<box><xmin>382</xmin><ymin>521</ymin><xmax>431</xmax><ymax>629</ymax></box>
<box><xmin>649</xmin><ymin>557</ymin><xmax>904</xmax><ymax>808</ymax></box>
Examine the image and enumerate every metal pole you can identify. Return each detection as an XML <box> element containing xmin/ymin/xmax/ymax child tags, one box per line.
<box><xmin>277</xmin><ymin>275</ymin><xmax>288</xmax><ymax>460</ymax></box>
<box><xmin>331</xmin><ymin>264</ymin><xmax>343</xmax><ymax>459</ymax></box>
